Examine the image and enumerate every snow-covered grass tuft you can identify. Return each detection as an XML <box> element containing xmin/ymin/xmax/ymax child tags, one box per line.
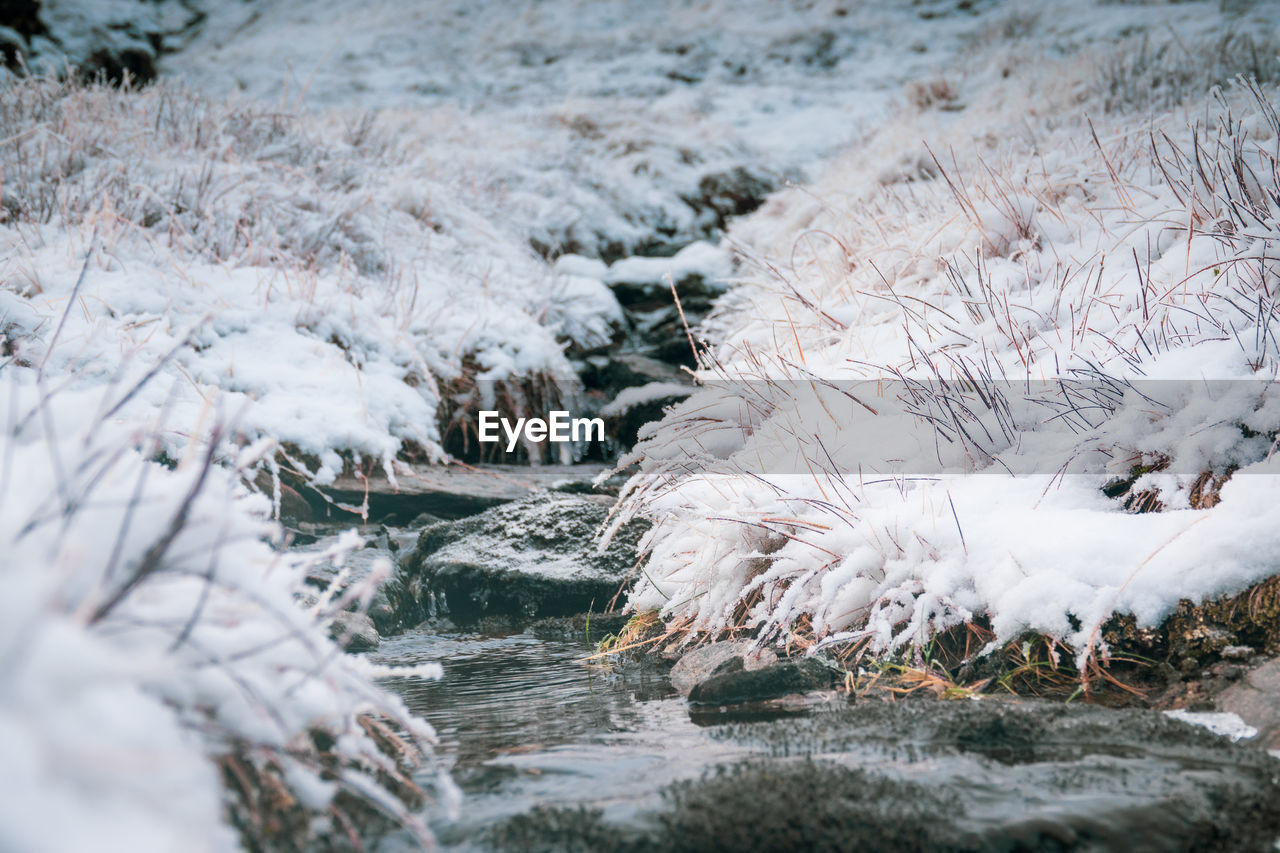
<box><xmin>615</xmin><ymin>26</ymin><xmax>1280</xmax><ymax>677</ymax></box>
<box><xmin>0</xmin><ymin>357</ymin><xmax>455</xmax><ymax>849</ymax></box>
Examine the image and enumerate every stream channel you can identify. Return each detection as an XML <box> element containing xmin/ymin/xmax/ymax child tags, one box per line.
<box><xmin>296</xmin><ymin>241</ymin><xmax>1280</xmax><ymax>851</ymax></box>
<box><xmin>366</xmin><ymin>625</ymin><xmax>1280</xmax><ymax>852</ymax></box>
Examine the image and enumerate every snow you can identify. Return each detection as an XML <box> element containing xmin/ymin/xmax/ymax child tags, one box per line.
<box><xmin>612</xmin><ymin>3</ymin><xmax>1280</xmax><ymax>666</ymax></box>
<box><xmin>605</xmin><ymin>241</ymin><xmax>735</xmax><ymax>289</ymax></box>
<box><xmin>0</xmin><ymin>77</ymin><xmax>588</xmax><ymax>483</ymax></box>
<box><xmin>5</xmin><ymin>0</ymin><xmax>1280</xmax><ymax>846</ymax></box>
<box><xmin>601</xmin><ymin>383</ymin><xmax>694</xmax><ymax>418</ymax></box>
<box><xmin>0</xmin><ymin>372</ymin><xmax>449</xmax><ymax>849</ymax></box>
<box><xmin>1164</xmin><ymin>710</ymin><xmax>1259</xmax><ymax>743</ymax></box>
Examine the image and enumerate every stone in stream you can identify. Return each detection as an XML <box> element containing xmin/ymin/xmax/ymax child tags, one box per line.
<box><xmin>603</xmin><ymin>241</ymin><xmax>734</xmax><ymax>313</ymax></box>
<box><xmin>601</xmin><ymin>381</ymin><xmax>694</xmax><ymax>448</ymax></box>
<box><xmin>669</xmin><ymin>640</ymin><xmax>778</xmax><ymax>696</ymax></box>
<box><xmin>316</xmin><ymin>463</ymin><xmax>614</xmax><ymax>521</ymax></box>
<box><xmin>0</xmin><ymin>0</ymin><xmax>201</xmax><ymax>82</ymax></box>
<box><xmin>686</xmin><ymin>657</ymin><xmax>841</xmax><ymax>706</ymax></box>
<box><xmin>404</xmin><ymin>493</ymin><xmax>650</xmax><ymax>624</ymax></box>
<box><xmin>329</xmin><ymin>611</ymin><xmax>380</xmax><ymax>651</ymax></box>
<box><xmin>528</xmin><ymin>611</ymin><xmax>632</xmax><ymax>642</ymax></box>
<box><xmin>299</xmin><ymin>541</ymin><xmax>417</xmax><ymax>634</ymax></box>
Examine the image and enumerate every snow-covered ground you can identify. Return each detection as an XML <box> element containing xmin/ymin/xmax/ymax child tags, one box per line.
<box><xmin>612</xmin><ymin>2</ymin><xmax>1280</xmax><ymax>670</ymax></box>
<box><xmin>4</xmin><ymin>0</ymin><xmax>1280</xmax><ymax>847</ymax></box>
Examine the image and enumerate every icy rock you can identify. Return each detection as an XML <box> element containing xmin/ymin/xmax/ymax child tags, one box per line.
<box><xmin>329</xmin><ymin>611</ymin><xmax>381</xmax><ymax>652</ymax></box>
<box><xmin>670</xmin><ymin>641</ymin><xmax>778</xmax><ymax>696</ymax></box>
<box><xmin>404</xmin><ymin>493</ymin><xmax>650</xmax><ymax>623</ymax></box>
<box><xmin>1163</xmin><ymin>709</ymin><xmax>1257</xmax><ymax>743</ymax></box>
<box><xmin>682</xmin><ymin>167</ymin><xmax>779</xmax><ymax>230</ymax></box>
<box><xmin>686</xmin><ymin>657</ymin><xmax>839</xmax><ymax>706</ymax></box>
<box><xmin>322</xmin><ymin>464</ymin><xmax>613</xmax><ymax>520</ymax></box>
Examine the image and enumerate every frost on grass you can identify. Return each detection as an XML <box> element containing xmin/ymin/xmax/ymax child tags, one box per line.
<box><xmin>0</xmin><ymin>76</ymin><xmax>614</xmax><ymax>488</ymax></box>
<box><xmin>615</xmin><ymin>25</ymin><xmax>1280</xmax><ymax>671</ymax></box>
<box><xmin>0</xmin><ymin>368</ymin><xmax>455</xmax><ymax>850</ymax></box>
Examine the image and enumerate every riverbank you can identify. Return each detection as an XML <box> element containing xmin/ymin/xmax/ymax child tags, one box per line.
<box><xmin>6</xmin><ymin>0</ymin><xmax>1280</xmax><ymax>849</ymax></box>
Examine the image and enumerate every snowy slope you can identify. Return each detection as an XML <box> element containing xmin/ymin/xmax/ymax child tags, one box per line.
<box><xmin>613</xmin><ymin>3</ymin><xmax>1280</xmax><ymax>668</ymax></box>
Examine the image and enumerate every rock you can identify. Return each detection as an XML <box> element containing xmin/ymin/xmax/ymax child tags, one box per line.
<box><xmin>405</xmin><ymin>493</ymin><xmax>649</xmax><ymax>624</ymax></box>
<box><xmin>669</xmin><ymin>641</ymin><xmax>778</xmax><ymax>696</ymax></box>
<box><xmin>1222</xmin><ymin>644</ymin><xmax>1255</xmax><ymax>661</ymax></box>
<box><xmin>580</xmin><ymin>352</ymin><xmax>689</xmax><ymax>396</ymax></box>
<box><xmin>278</xmin><ymin>483</ymin><xmax>313</xmax><ymax>524</ymax></box>
<box><xmin>687</xmin><ymin>657</ymin><xmax>839</xmax><ymax>706</ymax></box>
<box><xmin>603</xmin><ymin>241</ymin><xmax>732</xmax><ymax>312</ymax></box>
<box><xmin>496</xmin><ymin>699</ymin><xmax>1280</xmax><ymax>851</ymax></box>
<box><xmin>319</xmin><ymin>463</ymin><xmax>613</xmax><ymax>521</ymax></box>
<box><xmin>601</xmin><ymin>381</ymin><xmax>693</xmax><ymax>448</ymax></box>
<box><xmin>1216</xmin><ymin>657</ymin><xmax>1280</xmax><ymax>750</ymax></box>
<box><xmin>5</xmin><ymin>0</ymin><xmax>202</xmax><ymax>84</ymax></box>
<box><xmin>681</xmin><ymin>166</ymin><xmax>779</xmax><ymax>231</ymax></box>
<box><xmin>301</xmin><ymin>544</ymin><xmax>412</xmax><ymax>634</ymax></box>
<box><xmin>329</xmin><ymin>611</ymin><xmax>380</xmax><ymax>651</ymax></box>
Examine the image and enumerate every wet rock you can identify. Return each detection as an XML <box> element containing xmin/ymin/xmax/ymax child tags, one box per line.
<box><xmin>687</xmin><ymin>657</ymin><xmax>839</xmax><ymax>706</ymax></box>
<box><xmin>604</xmin><ymin>242</ymin><xmax>732</xmax><ymax>311</ymax></box>
<box><xmin>329</xmin><ymin>610</ymin><xmax>380</xmax><ymax>651</ymax></box>
<box><xmin>494</xmin><ymin>699</ymin><xmax>1280</xmax><ymax>852</ymax></box>
<box><xmin>404</xmin><ymin>493</ymin><xmax>649</xmax><ymax>624</ymax></box>
<box><xmin>1216</xmin><ymin>657</ymin><xmax>1280</xmax><ymax>750</ymax></box>
<box><xmin>487</xmin><ymin>805</ymin><xmax>633</xmax><ymax>853</ymax></box>
<box><xmin>583</xmin><ymin>348</ymin><xmax>696</xmax><ymax>399</ymax></box>
<box><xmin>669</xmin><ymin>641</ymin><xmax>778</xmax><ymax>696</ymax></box>
<box><xmin>301</xmin><ymin>544</ymin><xmax>411</xmax><ymax>634</ymax></box>
<box><xmin>704</xmin><ymin>701</ymin><xmax>1280</xmax><ymax>851</ymax></box>
<box><xmin>278</xmin><ymin>482</ymin><xmax>313</xmax><ymax>524</ymax></box>
<box><xmin>1221</xmin><ymin>644</ymin><xmax>1255</xmax><ymax>661</ymax></box>
<box><xmin>659</xmin><ymin>761</ymin><xmax>960</xmax><ymax>852</ymax></box>
<box><xmin>585</xmin><ymin>353</ymin><xmax>687</xmax><ymax>392</ymax></box>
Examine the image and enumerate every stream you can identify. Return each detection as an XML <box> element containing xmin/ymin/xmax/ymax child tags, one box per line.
<box><xmin>365</xmin><ymin>627</ymin><xmax>1280</xmax><ymax>852</ymax></box>
<box><xmin>369</xmin><ymin>628</ymin><xmax>719</xmax><ymax>849</ymax></box>
<box><xmin>310</xmin><ymin>233</ymin><xmax>1280</xmax><ymax>850</ymax></box>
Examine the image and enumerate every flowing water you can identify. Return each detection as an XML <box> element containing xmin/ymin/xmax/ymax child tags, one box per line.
<box><xmin>371</xmin><ymin>628</ymin><xmax>1280</xmax><ymax>852</ymax></box>
<box><xmin>370</xmin><ymin>628</ymin><xmax>751</xmax><ymax>848</ymax></box>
